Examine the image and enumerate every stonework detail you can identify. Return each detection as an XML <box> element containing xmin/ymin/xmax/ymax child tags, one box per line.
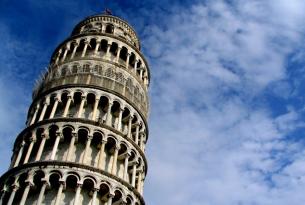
<box><xmin>0</xmin><ymin>12</ymin><xmax>150</xmax><ymax>205</ymax></box>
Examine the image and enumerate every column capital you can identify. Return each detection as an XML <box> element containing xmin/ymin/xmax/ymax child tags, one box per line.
<box><xmin>87</xmin><ymin>135</ymin><xmax>93</xmax><ymax>141</ymax></box>
<box><xmin>41</xmin><ymin>132</ymin><xmax>49</xmax><ymax>139</ymax></box>
<box><xmin>115</xmin><ymin>144</ymin><xmax>121</xmax><ymax>150</ymax></box>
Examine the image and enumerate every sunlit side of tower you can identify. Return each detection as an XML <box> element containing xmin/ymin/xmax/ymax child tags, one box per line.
<box><xmin>0</xmin><ymin>11</ymin><xmax>150</xmax><ymax>205</ymax></box>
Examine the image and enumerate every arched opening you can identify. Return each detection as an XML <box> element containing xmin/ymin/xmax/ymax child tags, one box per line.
<box><xmin>87</xmin><ymin>38</ymin><xmax>96</xmax><ymax>56</ymax></box>
<box><xmin>119</xmin><ymin>47</ymin><xmax>128</xmax><ymax>62</ymax></box>
<box><xmin>1</xmin><ymin>176</ymin><xmax>15</xmax><ymax>204</ymax></box>
<box><xmin>44</xmin><ymin>172</ymin><xmax>61</xmax><ymax>203</ymax></box>
<box><xmin>105</xmin><ymin>24</ymin><xmax>114</xmax><ymax>34</ymax></box>
<box><xmin>41</xmin><ymin>125</ymin><xmax>59</xmax><ymax>161</ymax></box>
<box><xmin>57</xmin><ymin>126</ymin><xmax>73</xmax><ymax>161</ymax></box>
<box><xmin>70</xmin><ymin>92</ymin><xmax>83</xmax><ymax>118</ymax></box>
<box><xmin>74</xmin><ymin>128</ymin><xmax>89</xmax><ymax>163</ymax></box>
<box><xmin>131</xmin><ymin>115</ymin><xmax>138</xmax><ymax>143</ymax></box>
<box><xmin>113</xmin><ymin>190</ymin><xmax>123</xmax><ymax>204</ymax></box>
<box><xmin>84</xmin><ymin>93</ymin><xmax>96</xmax><ymax>119</ymax></box>
<box><xmin>76</xmin><ymin>39</ymin><xmax>86</xmax><ymax>57</ymax></box>
<box><xmin>90</xmin><ymin>132</ymin><xmax>103</xmax><ymax>167</ymax></box>
<box><xmin>99</xmin><ymin>39</ymin><xmax>108</xmax><ymax>54</ymax></box>
<box><xmin>29</xmin><ymin>128</ymin><xmax>44</xmax><ymax>163</ymax></box>
<box><xmin>25</xmin><ymin>171</ymin><xmax>45</xmax><ymax>204</ymax></box>
<box><xmin>19</xmin><ymin>133</ymin><xmax>32</xmax><ymax>165</ymax></box>
<box><xmin>97</xmin><ymin>183</ymin><xmax>110</xmax><ymax>204</ymax></box>
<box><xmin>13</xmin><ymin>173</ymin><xmax>28</xmax><ymax>204</ymax></box>
<box><xmin>80</xmin><ymin>178</ymin><xmax>95</xmax><ymax>204</ymax></box>
<box><xmin>117</xmin><ymin>143</ymin><xmax>128</xmax><ymax>177</ymax></box>
<box><xmin>96</xmin><ymin>96</ymin><xmax>109</xmax><ymax>123</ymax></box>
<box><xmin>55</xmin><ymin>92</ymin><xmax>68</xmax><ymax>117</ymax></box>
<box><xmin>121</xmin><ymin>108</ymin><xmax>131</xmax><ymax>135</ymax></box>
<box><xmin>63</xmin><ymin>175</ymin><xmax>79</xmax><ymax>204</ymax></box>
<box><xmin>44</xmin><ymin>94</ymin><xmax>57</xmax><ymax>120</ymax></box>
<box><xmin>110</xmin><ymin>101</ymin><xmax>121</xmax><ymax>129</ymax></box>
<box><xmin>128</xmin><ymin>151</ymin><xmax>136</xmax><ymax>184</ymax></box>
<box><xmin>109</xmin><ymin>42</ymin><xmax>118</xmax><ymax>59</ymax></box>
<box><xmin>104</xmin><ymin>137</ymin><xmax>117</xmax><ymax>172</ymax></box>
<box><xmin>126</xmin><ymin>196</ymin><xmax>133</xmax><ymax>205</ymax></box>
<box><xmin>129</xmin><ymin>53</ymin><xmax>136</xmax><ymax>69</ymax></box>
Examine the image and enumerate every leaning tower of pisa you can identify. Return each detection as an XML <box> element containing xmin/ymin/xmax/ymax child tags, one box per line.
<box><xmin>0</xmin><ymin>10</ymin><xmax>150</xmax><ymax>205</ymax></box>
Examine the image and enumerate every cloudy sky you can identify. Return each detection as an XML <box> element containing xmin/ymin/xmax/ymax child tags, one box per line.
<box><xmin>2</xmin><ymin>0</ymin><xmax>305</xmax><ymax>204</ymax></box>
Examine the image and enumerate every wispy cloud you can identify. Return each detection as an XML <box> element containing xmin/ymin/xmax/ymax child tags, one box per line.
<box><xmin>2</xmin><ymin>0</ymin><xmax>305</xmax><ymax>204</ymax></box>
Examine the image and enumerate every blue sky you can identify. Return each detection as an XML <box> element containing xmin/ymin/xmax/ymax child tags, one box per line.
<box><xmin>2</xmin><ymin>0</ymin><xmax>305</xmax><ymax>204</ymax></box>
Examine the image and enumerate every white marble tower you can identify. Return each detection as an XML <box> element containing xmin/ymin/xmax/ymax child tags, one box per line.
<box><xmin>0</xmin><ymin>10</ymin><xmax>150</xmax><ymax>205</ymax></box>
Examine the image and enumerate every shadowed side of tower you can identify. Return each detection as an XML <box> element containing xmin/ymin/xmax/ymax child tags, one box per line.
<box><xmin>0</xmin><ymin>11</ymin><xmax>150</xmax><ymax>205</ymax></box>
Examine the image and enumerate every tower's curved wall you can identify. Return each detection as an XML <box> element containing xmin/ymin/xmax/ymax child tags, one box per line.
<box><xmin>0</xmin><ymin>13</ymin><xmax>150</xmax><ymax>205</ymax></box>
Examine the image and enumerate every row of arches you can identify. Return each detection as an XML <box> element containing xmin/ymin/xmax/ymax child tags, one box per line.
<box><xmin>0</xmin><ymin>167</ymin><xmax>142</xmax><ymax>205</ymax></box>
<box><xmin>33</xmin><ymin>69</ymin><xmax>148</xmax><ymax>116</ymax></box>
<box><xmin>72</xmin><ymin>15</ymin><xmax>139</xmax><ymax>49</ymax></box>
<box><xmin>51</xmin><ymin>36</ymin><xmax>149</xmax><ymax>87</ymax></box>
<box><xmin>47</xmin><ymin>61</ymin><xmax>147</xmax><ymax>108</ymax></box>
<box><xmin>28</xmin><ymin>88</ymin><xmax>148</xmax><ymax>150</ymax></box>
<box><xmin>12</xmin><ymin>122</ymin><xmax>146</xmax><ymax>190</ymax></box>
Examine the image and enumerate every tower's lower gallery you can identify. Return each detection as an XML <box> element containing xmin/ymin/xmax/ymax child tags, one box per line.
<box><xmin>0</xmin><ymin>11</ymin><xmax>150</xmax><ymax>205</ymax></box>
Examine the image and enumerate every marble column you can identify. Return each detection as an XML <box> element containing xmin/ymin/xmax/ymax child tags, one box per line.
<box><xmin>73</xmin><ymin>184</ymin><xmax>82</xmax><ymax>205</ymax></box>
<box><xmin>38</xmin><ymin>101</ymin><xmax>49</xmax><ymax>122</ymax></box>
<box><xmin>49</xmin><ymin>97</ymin><xmax>60</xmax><ymax>119</ymax></box>
<box><xmin>116</xmin><ymin>47</ymin><xmax>122</xmax><ymax>62</ymax></box>
<box><xmin>36</xmin><ymin>181</ymin><xmax>48</xmax><ymax>205</ymax></box>
<box><xmin>135</xmin><ymin>123</ymin><xmax>140</xmax><ymax>145</ymax></box>
<box><xmin>91</xmin><ymin>98</ymin><xmax>100</xmax><ymax>121</ymax></box>
<box><xmin>70</xmin><ymin>42</ymin><xmax>79</xmax><ymax>59</ymax></box>
<box><xmin>35</xmin><ymin>133</ymin><xmax>48</xmax><ymax>161</ymax></box>
<box><xmin>20</xmin><ymin>182</ymin><xmax>32</xmax><ymax>205</ymax></box>
<box><xmin>14</xmin><ymin>141</ymin><xmax>25</xmax><ymax>167</ymax></box>
<box><xmin>61</xmin><ymin>47</ymin><xmax>69</xmax><ymax>62</ymax></box>
<box><xmin>30</xmin><ymin>104</ymin><xmax>40</xmax><ymax>125</ymax></box>
<box><xmin>91</xmin><ymin>188</ymin><xmax>98</xmax><ymax>205</ymax></box>
<box><xmin>106</xmin><ymin>102</ymin><xmax>113</xmax><ymax>126</ymax></box>
<box><xmin>23</xmin><ymin>138</ymin><xmax>35</xmax><ymax>164</ymax></box>
<box><xmin>81</xmin><ymin>41</ymin><xmax>89</xmax><ymax>57</ymax></box>
<box><xmin>82</xmin><ymin>135</ymin><xmax>92</xmax><ymax>164</ymax></box>
<box><xmin>63</xmin><ymin>95</ymin><xmax>72</xmax><ymax>117</ymax></box>
<box><xmin>98</xmin><ymin>140</ymin><xmax>107</xmax><ymax>169</ymax></box>
<box><xmin>54</xmin><ymin>182</ymin><xmax>64</xmax><ymax>205</ymax></box>
<box><xmin>107</xmin><ymin>194</ymin><xmax>114</xmax><ymax>205</ymax></box>
<box><xmin>123</xmin><ymin>154</ymin><xmax>130</xmax><ymax>181</ymax></box>
<box><xmin>137</xmin><ymin>171</ymin><xmax>142</xmax><ymax>192</ymax></box>
<box><xmin>127</xmin><ymin>115</ymin><xmax>133</xmax><ymax>138</ymax></box>
<box><xmin>7</xmin><ymin>185</ymin><xmax>18</xmax><ymax>205</ymax></box>
<box><xmin>66</xmin><ymin>132</ymin><xmax>77</xmax><ymax>161</ymax></box>
<box><xmin>111</xmin><ymin>145</ymin><xmax>120</xmax><ymax>175</ymax></box>
<box><xmin>126</xmin><ymin>53</ymin><xmax>131</xmax><ymax>69</ymax></box>
<box><xmin>131</xmin><ymin>163</ymin><xmax>137</xmax><ymax>187</ymax></box>
<box><xmin>94</xmin><ymin>42</ymin><xmax>101</xmax><ymax>54</ymax></box>
<box><xmin>55</xmin><ymin>49</ymin><xmax>62</xmax><ymax>64</ymax></box>
<box><xmin>117</xmin><ymin>108</ymin><xmax>124</xmax><ymax>131</ymax></box>
<box><xmin>50</xmin><ymin>132</ymin><xmax>61</xmax><ymax>160</ymax></box>
<box><xmin>77</xmin><ymin>95</ymin><xmax>86</xmax><ymax>118</ymax></box>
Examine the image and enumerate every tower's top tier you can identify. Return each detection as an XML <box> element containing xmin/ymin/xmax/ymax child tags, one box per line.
<box><xmin>71</xmin><ymin>13</ymin><xmax>141</xmax><ymax>50</ymax></box>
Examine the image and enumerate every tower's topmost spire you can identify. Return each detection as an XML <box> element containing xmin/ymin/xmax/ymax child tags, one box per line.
<box><xmin>102</xmin><ymin>8</ymin><xmax>113</xmax><ymax>15</ymax></box>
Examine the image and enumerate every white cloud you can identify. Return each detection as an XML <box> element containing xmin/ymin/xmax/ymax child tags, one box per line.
<box><xmin>140</xmin><ymin>0</ymin><xmax>305</xmax><ymax>204</ymax></box>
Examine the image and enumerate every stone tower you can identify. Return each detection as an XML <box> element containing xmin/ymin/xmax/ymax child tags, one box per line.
<box><xmin>0</xmin><ymin>11</ymin><xmax>150</xmax><ymax>205</ymax></box>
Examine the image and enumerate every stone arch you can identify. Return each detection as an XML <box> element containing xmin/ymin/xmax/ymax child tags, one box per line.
<box><xmin>98</xmin><ymin>182</ymin><xmax>111</xmax><ymax>203</ymax></box>
<box><xmin>104</xmin><ymin>136</ymin><xmax>118</xmax><ymax>172</ymax></box>
<box><xmin>96</xmin><ymin>95</ymin><xmax>109</xmax><ymax>123</ymax></box>
<box><xmin>105</xmin><ymin>24</ymin><xmax>114</xmax><ymax>34</ymax></box>
<box><xmin>90</xmin><ymin>131</ymin><xmax>104</xmax><ymax>166</ymax></box>
<box><xmin>74</xmin><ymin>127</ymin><xmax>89</xmax><ymax>163</ymax></box>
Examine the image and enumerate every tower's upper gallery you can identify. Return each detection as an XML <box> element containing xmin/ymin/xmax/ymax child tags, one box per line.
<box><xmin>71</xmin><ymin>14</ymin><xmax>141</xmax><ymax>50</ymax></box>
